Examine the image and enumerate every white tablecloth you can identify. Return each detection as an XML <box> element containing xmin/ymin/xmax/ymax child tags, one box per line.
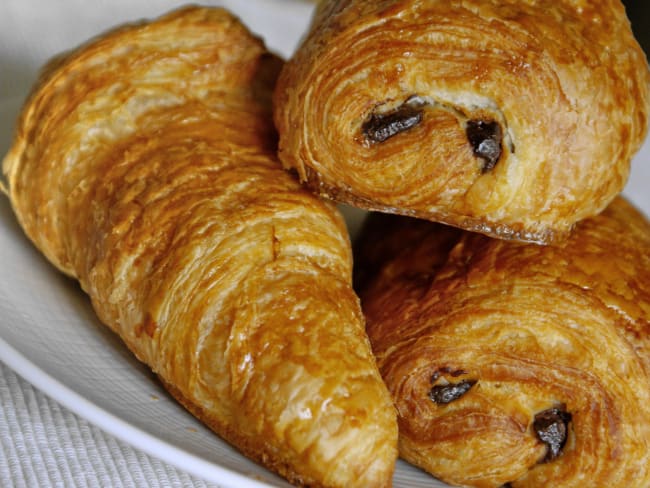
<box><xmin>0</xmin><ymin>361</ymin><xmax>220</xmax><ymax>488</ymax></box>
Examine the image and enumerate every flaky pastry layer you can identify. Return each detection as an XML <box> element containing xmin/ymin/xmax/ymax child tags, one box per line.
<box><xmin>274</xmin><ymin>0</ymin><xmax>650</xmax><ymax>244</ymax></box>
<box><xmin>2</xmin><ymin>7</ymin><xmax>398</xmax><ymax>487</ymax></box>
<box><xmin>355</xmin><ymin>197</ymin><xmax>650</xmax><ymax>487</ymax></box>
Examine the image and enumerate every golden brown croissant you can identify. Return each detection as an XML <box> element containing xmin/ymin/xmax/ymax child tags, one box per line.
<box><xmin>355</xmin><ymin>197</ymin><xmax>650</xmax><ymax>487</ymax></box>
<box><xmin>274</xmin><ymin>0</ymin><xmax>650</xmax><ymax>244</ymax></box>
<box><xmin>1</xmin><ymin>7</ymin><xmax>398</xmax><ymax>487</ymax></box>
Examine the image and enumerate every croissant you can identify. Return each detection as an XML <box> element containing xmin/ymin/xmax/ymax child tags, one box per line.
<box><xmin>1</xmin><ymin>7</ymin><xmax>398</xmax><ymax>487</ymax></box>
<box><xmin>274</xmin><ymin>0</ymin><xmax>650</xmax><ymax>244</ymax></box>
<box><xmin>355</xmin><ymin>197</ymin><xmax>650</xmax><ymax>488</ymax></box>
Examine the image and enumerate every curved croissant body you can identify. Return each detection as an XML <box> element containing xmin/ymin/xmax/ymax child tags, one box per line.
<box><xmin>355</xmin><ymin>198</ymin><xmax>650</xmax><ymax>487</ymax></box>
<box><xmin>274</xmin><ymin>0</ymin><xmax>650</xmax><ymax>244</ymax></box>
<box><xmin>2</xmin><ymin>7</ymin><xmax>397</xmax><ymax>487</ymax></box>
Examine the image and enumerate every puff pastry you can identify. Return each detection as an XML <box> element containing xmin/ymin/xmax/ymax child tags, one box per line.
<box><xmin>355</xmin><ymin>197</ymin><xmax>650</xmax><ymax>487</ymax></box>
<box><xmin>274</xmin><ymin>0</ymin><xmax>650</xmax><ymax>244</ymax></box>
<box><xmin>2</xmin><ymin>7</ymin><xmax>398</xmax><ymax>487</ymax></box>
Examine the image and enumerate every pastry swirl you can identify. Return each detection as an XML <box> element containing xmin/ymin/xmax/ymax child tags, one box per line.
<box><xmin>2</xmin><ymin>7</ymin><xmax>398</xmax><ymax>487</ymax></box>
<box><xmin>274</xmin><ymin>0</ymin><xmax>650</xmax><ymax>244</ymax></box>
<box><xmin>355</xmin><ymin>197</ymin><xmax>650</xmax><ymax>487</ymax></box>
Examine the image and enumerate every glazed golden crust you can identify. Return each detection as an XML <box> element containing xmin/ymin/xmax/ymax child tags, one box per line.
<box><xmin>2</xmin><ymin>7</ymin><xmax>397</xmax><ymax>487</ymax></box>
<box><xmin>356</xmin><ymin>197</ymin><xmax>650</xmax><ymax>487</ymax></box>
<box><xmin>274</xmin><ymin>0</ymin><xmax>650</xmax><ymax>244</ymax></box>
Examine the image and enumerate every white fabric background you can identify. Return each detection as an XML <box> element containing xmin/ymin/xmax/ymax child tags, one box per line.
<box><xmin>0</xmin><ymin>362</ymin><xmax>219</xmax><ymax>488</ymax></box>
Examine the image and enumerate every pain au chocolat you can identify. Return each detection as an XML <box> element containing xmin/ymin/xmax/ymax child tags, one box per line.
<box><xmin>274</xmin><ymin>0</ymin><xmax>650</xmax><ymax>244</ymax></box>
<box><xmin>355</xmin><ymin>197</ymin><xmax>650</xmax><ymax>487</ymax></box>
<box><xmin>2</xmin><ymin>7</ymin><xmax>398</xmax><ymax>487</ymax></box>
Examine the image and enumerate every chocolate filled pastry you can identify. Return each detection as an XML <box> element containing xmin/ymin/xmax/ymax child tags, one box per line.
<box><xmin>1</xmin><ymin>7</ymin><xmax>398</xmax><ymax>487</ymax></box>
<box><xmin>274</xmin><ymin>0</ymin><xmax>650</xmax><ymax>244</ymax></box>
<box><xmin>355</xmin><ymin>197</ymin><xmax>650</xmax><ymax>487</ymax></box>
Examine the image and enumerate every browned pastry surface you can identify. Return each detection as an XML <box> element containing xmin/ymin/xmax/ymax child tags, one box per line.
<box><xmin>2</xmin><ymin>7</ymin><xmax>398</xmax><ymax>487</ymax></box>
<box><xmin>274</xmin><ymin>0</ymin><xmax>650</xmax><ymax>244</ymax></box>
<box><xmin>355</xmin><ymin>197</ymin><xmax>650</xmax><ymax>487</ymax></box>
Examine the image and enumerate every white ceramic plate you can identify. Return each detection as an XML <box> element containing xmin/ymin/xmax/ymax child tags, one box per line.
<box><xmin>0</xmin><ymin>1</ymin><xmax>648</xmax><ymax>487</ymax></box>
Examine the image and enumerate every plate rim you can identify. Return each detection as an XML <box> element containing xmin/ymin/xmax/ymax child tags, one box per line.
<box><xmin>0</xmin><ymin>334</ymin><xmax>278</xmax><ymax>488</ymax></box>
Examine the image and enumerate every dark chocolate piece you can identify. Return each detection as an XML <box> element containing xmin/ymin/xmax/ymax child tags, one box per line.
<box><xmin>362</xmin><ymin>101</ymin><xmax>424</xmax><ymax>143</ymax></box>
<box><xmin>466</xmin><ymin>119</ymin><xmax>503</xmax><ymax>172</ymax></box>
<box><xmin>429</xmin><ymin>379</ymin><xmax>477</xmax><ymax>405</ymax></box>
<box><xmin>533</xmin><ymin>407</ymin><xmax>572</xmax><ymax>463</ymax></box>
